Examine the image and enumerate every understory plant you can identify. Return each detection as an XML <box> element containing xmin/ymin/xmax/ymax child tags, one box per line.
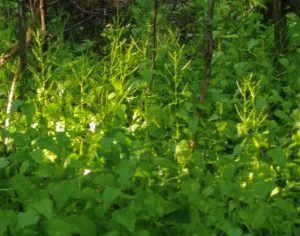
<box><xmin>0</xmin><ymin>0</ymin><xmax>299</xmax><ymax>235</ymax></box>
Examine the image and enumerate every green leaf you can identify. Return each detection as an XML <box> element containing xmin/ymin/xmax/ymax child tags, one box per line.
<box><xmin>114</xmin><ymin>209</ymin><xmax>136</xmax><ymax>233</ymax></box>
<box><xmin>30</xmin><ymin>149</ymin><xmax>44</xmax><ymax>163</ymax></box>
<box><xmin>251</xmin><ymin>180</ymin><xmax>276</xmax><ymax>199</ymax></box>
<box><xmin>247</xmin><ymin>39</ymin><xmax>259</xmax><ymax>51</ymax></box>
<box><xmin>273</xmin><ymin>198</ymin><xmax>296</xmax><ymax>213</ymax></box>
<box><xmin>112</xmin><ymin>78</ymin><xmax>123</xmax><ymax>92</ymax></box>
<box><xmin>279</xmin><ymin>57</ymin><xmax>289</xmax><ymax>67</ymax></box>
<box><xmin>17</xmin><ymin>210</ymin><xmax>39</xmax><ymax>229</ymax></box>
<box><xmin>0</xmin><ymin>210</ymin><xmax>15</xmax><ymax>234</ymax></box>
<box><xmin>220</xmin><ymin>220</ymin><xmax>243</xmax><ymax>236</ymax></box>
<box><xmin>136</xmin><ymin>0</ymin><xmax>153</xmax><ymax>12</ymax></box>
<box><xmin>36</xmin><ymin>136</ymin><xmax>59</xmax><ymax>156</ymax></box>
<box><xmin>10</xmin><ymin>132</ymin><xmax>28</xmax><ymax>148</ymax></box>
<box><xmin>34</xmin><ymin>197</ymin><xmax>53</xmax><ymax>219</ymax></box>
<box><xmin>139</xmin><ymin>68</ymin><xmax>154</xmax><ymax>82</ymax></box>
<box><xmin>100</xmin><ymin>136</ymin><xmax>114</xmax><ymax>150</ymax></box>
<box><xmin>273</xmin><ymin>110</ymin><xmax>293</xmax><ymax>123</ymax></box>
<box><xmin>175</xmin><ymin>140</ymin><xmax>190</xmax><ymax>164</ymax></box>
<box><xmin>0</xmin><ymin>158</ymin><xmax>9</xmax><ymax>169</ymax></box>
<box><xmin>266</xmin><ymin>147</ymin><xmax>286</xmax><ymax>167</ymax></box>
<box><xmin>11</xmin><ymin>174</ymin><xmax>36</xmax><ymax>201</ymax></box>
<box><xmin>116</xmin><ymin>160</ymin><xmax>133</xmax><ymax>189</ymax></box>
<box><xmin>104</xmin><ymin>231</ymin><xmax>120</xmax><ymax>236</ymax></box>
<box><xmin>66</xmin><ymin>215</ymin><xmax>97</xmax><ymax>236</ymax></box>
<box><xmin>20</xmin><ymin>160</ymin><xmax>30</xmax><ymax>174</ymax></box>
<box><xmin>47</xmin><ymin>181</ymin><xmax>78</xmax><ymax>210</ymax></box>
<box><xmin>46</xmin><ymin>218</ymin><xmax>78</xmax><ymax>236</ymax></box>
<box><xmin>103</xmin><ymin>187</ymin><xmax>121</xmax><ymax>211</ymax></box>
<box><xmin>11</xmin><ymin>99</ymin><xmax>23</xmax><ymax>113</ymax></box>
<box><xmin>136</xmin><ymin>230</ymin><xmax>150</xmax><ymax>236</ymax></box>
<box><xmin>21</xmin><ymin>102</ymin><xmax>35</xmax><ymax>124</ymax></box>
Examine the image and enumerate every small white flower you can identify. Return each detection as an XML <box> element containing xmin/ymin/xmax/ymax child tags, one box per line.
<box><xmin>89</xmin><ymin>121</ymin><xmax>96</xmax><ymax>132</ymax></box>
<box><xmin>83</xmin><ymin>169</ymin><xmax>91</xmax><ymax>175</ymax></box>
<box><xmin>31</xmin><ymin>123</ymin><xmax>38</xmax><ymax>129</ymax></box>
<box><xmin>55</xmin><ymin>121</ymin><xmax>65</xmax><ymax>132</ymax></box>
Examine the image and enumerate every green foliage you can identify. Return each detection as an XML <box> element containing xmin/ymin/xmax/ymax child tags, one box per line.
<box><xmin>0</xmin><ymin>1</ymin><xmax>299</xmax><ymax>235</ymax></box>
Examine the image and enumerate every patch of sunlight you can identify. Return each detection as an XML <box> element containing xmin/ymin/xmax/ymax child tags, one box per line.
<box><xmin>43</xmin><ymin>149</ymin><xmax>57</xmax><ymax>162</ymax></box>
<box><xmin>270</xmin><ymin>187</ymin><xmax>281</xmax><ymax>197</ymax></box>
<box><xmin>31</xmin><ymin>123</ymin><xmax>38</xmax><ymax>129</ymax></box>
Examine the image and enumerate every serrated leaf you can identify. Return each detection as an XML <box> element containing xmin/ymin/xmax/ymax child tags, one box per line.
<box><xmin>114</xmin><ymin>209</ymin><xmax>136</xmax><ymax>233</ymax></box>
<box><xmin>17</xmin><ymin>210</ymin><xmax>39</xmax><ymax>229</ymax></box>
<box><xmin>34</xmin><ymin>197</ymin><xmax>53</xmax><ymax>219</ymax></box>
<box><xmin>11</xmin><ymin>174</ymin><xmax>36</xmax><ymax>201</ymax></box>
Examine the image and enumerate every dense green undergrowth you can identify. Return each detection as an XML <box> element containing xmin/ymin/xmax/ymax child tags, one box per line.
<box><xmin>0</xmin><ymin>0</ymin><xmax>299</xmax><ymax>235</ymax></box>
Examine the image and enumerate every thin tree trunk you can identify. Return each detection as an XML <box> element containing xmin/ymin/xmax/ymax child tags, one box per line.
<box><xmin>273</xmin><ymin>0</ymin><xmax>287</xmax><ymax>75</ymax></box>
<box><xmin>191</xmin><ymin>0</ymin><xmax>217</xmax><ymax>150</ymax></box>
<box><xmin>18</xmin><ymin>0</ymin><xmax>27</xmax><ymax>72</ymax></box>
<box><xmin>148</xmin><ymin>0</ymin><xmax>158</xmax><ymax>91</ymax></box>
<box><xmin>200</xmin><ymin>0</ymin><xmax>216</xmax><ymax>104</ymax></box>
<box><xmin>4</xmin><ymin>68</ymin><xmax>20</xmax><ymax>145</ymax></box>
<box><xmin>40</xmin><ymin>0</ymin><xmax>47</xmax><ymax>34</ymax></box>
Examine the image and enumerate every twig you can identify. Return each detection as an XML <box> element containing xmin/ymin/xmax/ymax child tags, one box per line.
<box><xmin>0</xmin><ymin>29</ymin><xmax>33</xmax><ymax>69</ymax></box>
